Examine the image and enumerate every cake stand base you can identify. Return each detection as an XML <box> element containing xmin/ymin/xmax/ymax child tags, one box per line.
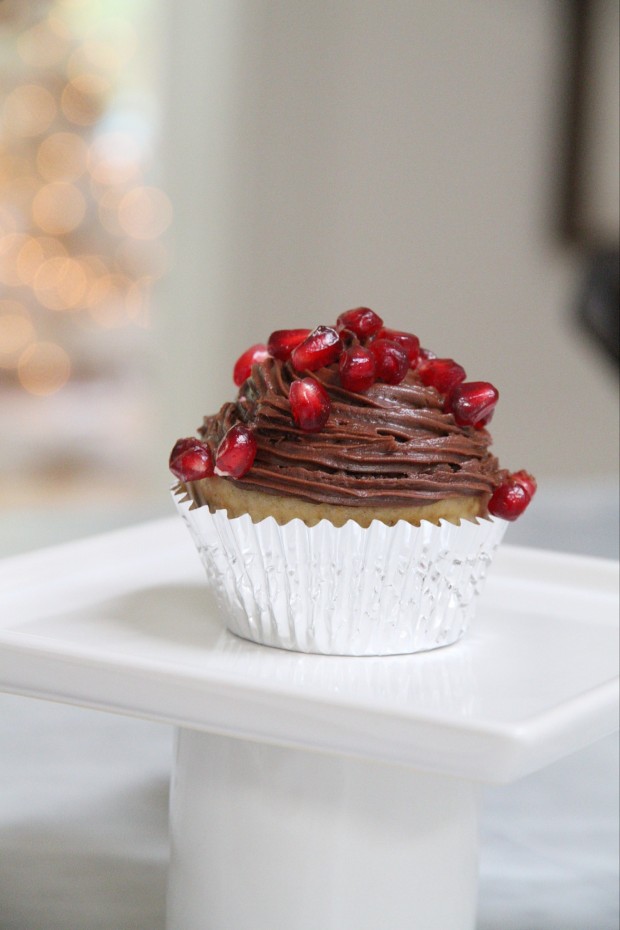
<box><xmin>166</xmin><ymin>729</ymin><xmax>479</xmax><ymax>930</ymax></box>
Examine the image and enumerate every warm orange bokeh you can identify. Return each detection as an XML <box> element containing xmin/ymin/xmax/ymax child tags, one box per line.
<box><xmin>37</xmin><ymin>131</ymin><xmax>89</xmax><ymax>181</ymax></box>
<box><xmin>3</xmin><ymin>83</ymin><xmax>58</xmax><ymax>138</ymax></box>
<box><xmin>32</xmin><ymin>180</ymin><xmax>86</xmax><ymax>234</ymax></box>
<box><xmin>17</xmin><ymin>340</ymin><xmax>71</xmax><ymax>395</ymax></box>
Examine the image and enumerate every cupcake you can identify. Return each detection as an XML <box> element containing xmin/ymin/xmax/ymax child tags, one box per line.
<box><xmin>170</xmin><ymin>308</ymin><xmax>535</xmax><ymax>655</ymax></box>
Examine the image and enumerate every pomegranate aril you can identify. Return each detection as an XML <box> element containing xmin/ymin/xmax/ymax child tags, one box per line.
<box><xmin>170</xmin><ymin>437</ymin><xmax>197</xmax><ymax>460</ymax></box>
<box><xmin>418</xmin><ymin>357</ymin><xmax>466</xmax><ymax>394</ymax></box>
<box><xmin>169</xmin><ymin>438</ymin><xmax>214</xmax><ymax>482</ymax></box>
<box><xmin>419</xmin><ymin>347</ymin><xmax>436</xmax><ymax>361</ymax></box>
<box><xmin>233</xmin><ymin>344</ymin><xmax>269</xmax><ymax>386</ymax></box>
<box><xmin>336</xmin><ymin>307</ymin><xmax>384</xmax><ymax>340</ymax></box>
<box><xmin>289</xmin><ymin>377</ymin><xmax>331</xmax><ymax>432</ymax></box>
<box><xmin>214</xmin><ymin>424</ymin><xmax>257</xmax><ymax>478</ymax></box>
<box><xmin>488</xmin><ymin>476</ymin><xmax>532</xmax><ymax>521</ymax></box>
<box><xmin>369</xmin><ymin>339</ymin><xmax>409</xmax><ymax>385</ymax></box>
<box><xmin>511</xmin><ymin>469</ymin><xmax>537</xmax><ymax>499</ymax></box>
<box><xmin>291</xmin><ymin>325</ymin><xmax>342</xmax><ymax>372</ymax></box>
<box><xmin>447</xmin><ymin>381</ymin><xmax>499</xmax><ymax>428</ymax></box>
<box><xmin>337</xmin><ymin>327</ymin><xmax>358</xmax><ymax>350</ymax></box>
<box><xmin>267</xmin><ymin>328</ymin><xmax>311</xmax><ymax>361</ymax></box>
<box><xmin>339</xmin><ymin>346</ymin><xmax>376</xmax><ymax>392</ymax></box>
<box><xmin>376</xmin><ymin>327</ymin><xmax>420</xmax><ymax>366</ymax></box>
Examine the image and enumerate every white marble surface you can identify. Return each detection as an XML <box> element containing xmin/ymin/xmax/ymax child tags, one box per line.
<box><xmin>0</xmin><ymin>482</ymin><xmax>617</xmax><ymax>929</ymax></box>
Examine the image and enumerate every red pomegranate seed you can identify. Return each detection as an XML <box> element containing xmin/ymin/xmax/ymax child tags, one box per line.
<box><xmin>488</xmin><ymin>475</ymin><xmax>534</xmax><ymax>521</ymax></box>
<box><xmin>369</xmin><ymin>339</ymin><xmax>409</xmax><ymax>385</ymax></box>
<box><xmin>337</xmin><ymin>327</ymin><xmax>358</xmax><ymax>350</ymax></box>
<box><xmin>233</xmin><ymin>344</ymin><xmax>269</xmax><ymax>386</ymax></box>
<box><xmin>419</xmin><ymin>347</ymin><xmax>436</xmax><ymax>360</ymax></box>
<box><xmin>339</xmin><ymin>346</ymin><xmax>376</xmax><ymax>392</ymax></box>
<box><xmin>267</xmin><ymin>328</ymin><xmax>311</xmax><ymax>361</ymax></box>
<box><xmin>418</xmin><ymin>357</ymin><xmax>466</xmax><ymax>394</ymax></box>
<box><xmin>336</xmin><ymin>307</ymin><xmax>384</xmax><ymax>340</ymax></box>
<box><xmin>376</xmin><ymin>327</ymin><xmax>420</xmax><ymax>365</ymax></box>
<box><xmin>214</xmin><ymin>424</ymin><xmax>257</xmax><ymax>478</ymax></box>
<box><xmin>291</xmin><ymin>326</ymin><xmax>342</xmax><ymax>372</ymax></box>
<box><xmin>289</xmin><ymin>377</ymin><xmax>331</xmax><ymax>431</ymax></box>
<box><xmin>447</xmin><ymin>381</ymin><xmax>499</xmax><ymax>428</ymax></box>
<box><xmin>511</xmin><ymin>469</ymin><xmax>537</xmax><ymax>498</ymax></box>
<box><xmin>169</xmin><ymin>438</ymin><xmax>214</xmax><ymax>481</ymax></box>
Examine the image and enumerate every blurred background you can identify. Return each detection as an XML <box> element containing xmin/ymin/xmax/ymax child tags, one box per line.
<box><xmin>0</xmin><ymin>0</ymin><xmax>618</xmax><ymax>556</ymax></box>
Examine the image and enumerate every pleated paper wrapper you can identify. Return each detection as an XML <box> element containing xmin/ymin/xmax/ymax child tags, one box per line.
<box><xmin>173</xmin><ymin>490</ymin><xmax>507</xmax><ymax>656</ymax></box>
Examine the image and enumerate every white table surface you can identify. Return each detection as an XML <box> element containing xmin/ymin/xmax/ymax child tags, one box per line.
<box><xmin>0</xmin><ymin>483</ymin><xmax>618</xmax><ymax>929</ymax></box>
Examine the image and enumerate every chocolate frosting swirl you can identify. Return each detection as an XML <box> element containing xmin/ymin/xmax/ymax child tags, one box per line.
<box><xmin>199</xmin><ymin>358</ymin><xmax>505</xmax><ymax>507</ymax></box>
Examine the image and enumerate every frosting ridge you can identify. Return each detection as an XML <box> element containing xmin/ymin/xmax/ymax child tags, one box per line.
<box><xmin>199</xmin><ymin>357</ymin><xmax>505</xmax><ymax>507</ymax></box>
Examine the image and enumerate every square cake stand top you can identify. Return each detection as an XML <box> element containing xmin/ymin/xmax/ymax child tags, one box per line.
<box><xmin>0</xmin><ymin>517</ymin><xmax>617</xmax><ymax>784</ymax></box>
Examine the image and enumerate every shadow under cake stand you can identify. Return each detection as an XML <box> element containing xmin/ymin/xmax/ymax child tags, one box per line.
<box><xmin>0</xmin><ymin>517</ymin><xmax>617</xmax><ymax>930</ymax></box>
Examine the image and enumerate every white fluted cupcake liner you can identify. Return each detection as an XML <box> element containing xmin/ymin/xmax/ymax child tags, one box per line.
<box><xmin>173</xmin><ymin>490</ymin><xmax>507</xmax><ymax>656</ymax></box>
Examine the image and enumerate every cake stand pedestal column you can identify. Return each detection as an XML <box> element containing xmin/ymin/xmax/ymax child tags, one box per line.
<box><xmin>166</xmin><ymin>728</ymin><xmax>479</xmax><ymax>930</ymax></box>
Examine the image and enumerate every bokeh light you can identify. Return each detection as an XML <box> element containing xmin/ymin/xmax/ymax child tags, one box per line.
<box><xmin>3</xmin><ymin>175</ymin><xmax>40</xmax><ymax>217</ymax></box>
<box><xmin>34</xmin><ymin>256</ymin><xmax>88</xmax><ymax>311</ymax></box>
<box><xmin>88</xmin><ymin>131</ymin><xmax>141</xmax><ymax>186</ymax></box>
<box><xmin>117</xmin><ymin>187</ymin><xmax>173</xmax><ymax>241</ymax></box>
<box><xmin>61</xmin><ymin>73</ymin><xmax>109</xmax><ymax>126</ymax></box>
<box><xmin>16</xmin><ymin>16</ymin><xmax>72</xmax><ymax>69</ymax></box>
<box><xmin>32</xmin><ymin>180</ymin><xmax>86</xmax><ymax>234</ymax></box>
<box><xmin>78</xmin><ymin>20</ymin><xmax>137</xmax><ymax>74</ymax></box>
<box><xmin>2</xmin><ymin>84</ymin><xmax>58</xmax><ymax>138</ymax></box>
<box><xmin>0</xmin><ymin>300</ymin><xmax>35</xmax><ymax>369</ymax></box>
<box><xmin>16</xmin><ymin>236</ymin><xmax>68</xmax><ymax>286</ymax></box>
<box><xmin>77</xmin><ymin>253</ymin><xmax>110</xmax><ymax>284</ymax></box>
<box><xmin>37</xmin><ymin>131</ymin><xmax>89</xmax><ymax>181</ymax></box>
<box><xmin>17</xmin><ymin>341</ymin><xmax>72</xmax><ymax>395</ymax></box>
<box><xmin>0</xmin><ymin>0</ymin><xmax>170</xmax><ymax>404</ymax></box>
<box><xmin>0</xmin><ymin>233</ymin><xmax>31</xmax><ymax>286</ymax></box>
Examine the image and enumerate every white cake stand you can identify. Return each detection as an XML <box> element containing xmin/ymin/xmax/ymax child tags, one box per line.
<box><xmin>0</xmin><ymin>518</ymin><xmax>617</xmax><ymax>930</ymax></box>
